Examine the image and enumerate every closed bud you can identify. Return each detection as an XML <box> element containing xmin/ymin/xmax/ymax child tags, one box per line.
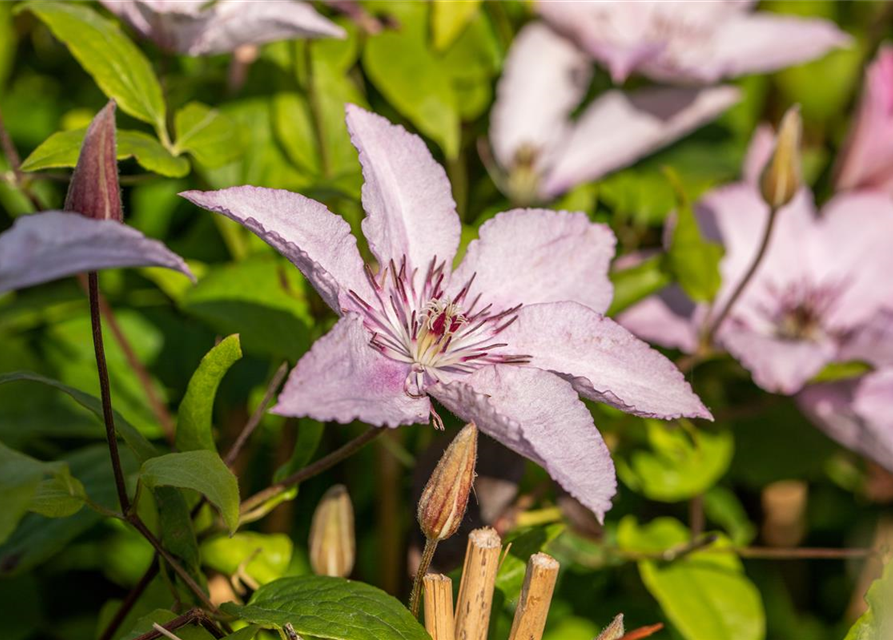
<box><xmin>64</xmin><ymin>100</ymin><xmax>122</xmax><ymax>222</ymax></box>
<box><xmin>418</xmin><ymin>422</ymin><xmax>478</xmax><ymax>542</ymax></box>
<box><xmin>760</xmin><ymin>105</ymin><xmax>802</xmax><ymax>209</ymax></box>
<box><xmin>596</xmin><ymin>614</ymin><xmax>624</xmax><ymax>640</ymax></box>
<box><xmin>309</xmin><ymin>484</ymin><xmax>355</xmax><ymax>578</ymax></box>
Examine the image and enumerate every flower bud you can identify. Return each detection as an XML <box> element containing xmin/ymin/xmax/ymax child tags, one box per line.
<box><xmin>418</xmin><ymin>422</ymin><xmax>478</xmax><ymax>542</ymax></box>
<box><xmin>64</xmin><ymin>100</ymin><xmax>122</xmax><ymax>222</ymax></box>
<box><xmin>596</xmin><ymin>614</ymin><xmax>624</xmax><ymax>640</ymax></box>
<box><xmin>309</xmin><ymin>484</ymin><xmax>355</xmax><ymax>578</ymax></box>
<box><xmin>760</xmin><ymin>105</ymin><xmax>802</xmax><ymax>209</ymax></box>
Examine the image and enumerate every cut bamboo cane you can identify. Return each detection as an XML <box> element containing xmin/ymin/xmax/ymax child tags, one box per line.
<box><xmin>454</xmin><ymin>527</ymin><xmax>502</xmax><ymax>640</ymax></box>
<box><xmin>507</xmin><ymin>552</ymin><xmax>559</xmax><ymax>640</ymax></box>
<box><xmin>424</xmin><ymin>574</ymin><xmax>456</xmax><ymax>640</ymax></box>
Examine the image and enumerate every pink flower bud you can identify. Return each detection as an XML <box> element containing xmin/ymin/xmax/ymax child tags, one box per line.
<box><xmin>760</xmin><ymin>105</ymin><xmax>802</xmax><ymax>209</ymax></box>
<box><xmin>418</xmin><ymin>422</ymin><xmax>478</xmax><ymax>542</ymax></box>
<box><xmin>64</xmin><ymin>101</ymin><xmax>122</xmax><ymax>222</ymax></box>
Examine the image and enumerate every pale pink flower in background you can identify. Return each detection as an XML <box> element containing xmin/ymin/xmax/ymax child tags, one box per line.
<box><xmin>489</xmin><ymin>23</ymin><xmax>740</xmax><ymax>204</ymax></box>
<box><xmin>620</xmin><ymin>127</ymin><xmax>893</xmax><ymax>395</ymax></box>
<box><xmin>0</xmin><ymin>102</ymin><xmax>193</xmax><ymax>294</ymax></box>
<box><xmin>834</xmin><ymin>46</ymin><xmax>893</xmax><ymax>196</ymax></box>
<box><xmin>799</xmin><ymin>312</ymin><xmax>893</xmax><ymax>472</ymax></box>
<box><xmin>536</xmin><ymin>0</ymin><xmax>850</xmax><ymax>84</ymax></box>
<box><xmin>182</xmin><ymin>105</ymin><xmax>711</xmax><ymax>520</ymax></box>
<box><xmin>101</xmin><ymin>0</ymin><xmax>345</xmax><ymax>56</ymax></box>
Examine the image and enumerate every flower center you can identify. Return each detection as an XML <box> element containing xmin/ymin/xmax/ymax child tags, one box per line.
<box><xmin>763</xmin><ymin>280</ymin><xmax>844</xmax><ymax>341</ymax></box>
<box><xmin>347</xmin><ymin>256</ymin><xmax>530</xmax><ymax>397</ymax></box>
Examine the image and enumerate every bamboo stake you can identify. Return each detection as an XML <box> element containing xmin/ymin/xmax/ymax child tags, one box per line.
<box><xmin>424</xmin><ymin>574</ymin><xmax>456</xmax><ymax>640</ymax></box>
<box><xmin>455</xmin><ymin>527</ymin><xmax>502</xmax><ymax>640</ymax></box>
<box><xmin>507</xmin><ymin>552</ymin><xmax>560</xmax><ymax>640</ymax></box>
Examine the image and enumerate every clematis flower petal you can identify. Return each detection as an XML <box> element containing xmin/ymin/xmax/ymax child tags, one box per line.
<box><xmin>617</xmin><ymin>284</ymin><xmax>702</xmax><ymax>354</ymax></box>
<box><xmin>180</xmin><ymin>186</ymin><xmax>371</xmax><ymax>313</ymax></box>
<box><xmin>722</xmin><ymin>330</ymin><xmax>837</xmax><ymax>395</ymax></box>
<box><xmin>501</xmin><ymin>302</ymin><xmax>712</xmax><ymax>420</ymax></box>
<box><xmin>798</xmin><ymin>371</ymin><xmax>893</xmax><ymax>473</ymax></box>
<box><xmin>450</xmin><ymin>209</ymin><xmax>615</xmax><ymax>315</ymax></box>
<box><xmin>810</xmin><ymin>192</ymin><xmax>893</xmax><ymax>330</ymax></box>
<box><xmin>540</xmin><ymin>86</ymin><xmax>740</xmax><ymax>198</ymax></box>
<box><xmin>345</xmin><ymin>104</ymin><xmax>461</xmax><ymax>274</ymax></box>
<box><xmin>272</xmin><ymin>314</ymin><xmax>430</xmax><ymax>427</ymax></box>
<box><xmin>489</xmin><ymin>22</ymin><xmax>591</xmax><ymax>175</ymax></box>
<box><xmin>703</xmin><ymin>13</ymin><xmax>851</xmax><ymax>83</ymax></box>
<box><xmin>429</xmin><ymin>365</ymin><xmax>616</xmax><ymax>521</ymax></box>
<box><xmin>835</xmin><ymin>46</ymin><xmax>893</xmax><ymax>195</ymax></box>
<box><xmin>103</xmin><ymin>0</ymin><xmax>345</xmax><ymax>56</ymax></box>
<box><xmin>841</xmin><ymin>310</ymin><xmax>893</xmax><ymax>368</ymax></box>
<box><xmin>0</xmin><ymin>211</ymin><xmax>193</xmax><ymax>294</ymax></box>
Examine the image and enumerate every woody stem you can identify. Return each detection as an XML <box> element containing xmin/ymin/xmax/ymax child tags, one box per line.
<box><xmin>409</xmin><ymin>537</ymin><xmax>439</xmax><ymax>618</ymax></box>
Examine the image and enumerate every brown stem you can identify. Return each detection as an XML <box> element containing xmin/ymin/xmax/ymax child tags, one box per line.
<box><xmin>239</xmin><ymin>427</ymin><xmax>383</xmax><ymax>517</ymax></box>
<box><xmin>79</xmin><ymin>274</ymin><xmax>175</xmax><ymax>444</ymax></box>
<box><xmin>735</xmin><ymin>546</ymin><xmax>875</xmax><ymax>560</ymax></box>
<box><xmin>689</xmin><ymin>494</ymin><xmax>704</xmax><ymax>540</ymax></box>
<box><xmin>130</xmin><ymin>608</ymin><xmax>225</xmax><ymax>640</ymax></box>
<box><xmin>224</xmin><ymin>362</ymin><xmax>288</xmax><ymax>467</ymax></box>
<box><xmin>99</xmin><ymin>560</ymin><xmax>160</xmax><ymax>640</ymax></box>
<box><xmin>409</xmin><ymin>538</ymin><xmax>438</xmax><ymax>618</ymax></box>
<box><xmin>701</xmin><ymin>205</ymin><xmax>780</xmax><ymax>347</ymax></box>
<box><xmin>303</xmin><ymin>42</ymin><xmax>330</xmax><ymax>178</ymax></box>
<box><xmin>0</xmin><ymin>105</ymin><xmax>22</xmax><ymax>179</ymax></box>
<box><xmin>129</xmin><ymin>516</ymin><xmax>219</xmax><ymax>614</ymax></box>
<box><xmin>89</xmin><ymin>272</ymin><xmax>131</xmax><ymax>513</ymax></box>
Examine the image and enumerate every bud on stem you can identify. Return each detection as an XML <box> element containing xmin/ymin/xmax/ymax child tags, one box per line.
<box><xmin>309</xmin><ymin>484</ymin><xmax>355</xmax><ymax>578</ymax></box>
<box><xmin>760</xmin><ymin>105</ymin><xmax>802</xmax><ymax>210</ymax></box>
<box><xmin>410</xmin><ymin>423</ymin><xmax>479</xmax><ymax>618</ymax></box>
<box><xmin>65</xmin><ymin>100</ymin><xmax>122</xmax><ymax>222</ymax></box>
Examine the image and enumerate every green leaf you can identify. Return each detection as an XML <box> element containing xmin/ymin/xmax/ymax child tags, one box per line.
<box><xmin>362</xmin><ymin>3</ymin><xmax>459</xmax><ymax>159</ymax></box>
<box><xmin>181</xmin><ymin>257</ymin><xmax>313</xmax><ymax>359</ymax></box>
<box><xmin>21</xmin><ymin>128</ymin><xmax>190</xmax><ymax>177</ymax></box>
<box><xmin>0</xmin><ymin>442</ymin><xmax>63</xmax><ymax>544</ymax></box>
<box><xmin>201</xmin><ymin>532</ymin><xmax>293</xmax><ymax>585</ymax></box>
<box><xmin>665</xmin><ymin>170</ymin><xmax>724</xmax><ymax>302</ymax></box>
<box><xmin>617</xmin><ymin>422</ymin><xmax>734</xmax><ymax>502</ymax></box>
<box><xmin>154</xmin><ymin>486</ymin><xmax>201</xmax><ymax>576</ymax></box>
<box><xmin>221</xmin><ymin>575</ymin><xmax>430</xmax><ymax>639</ymax></box>
<box><xmin>0</xmin><ymin>445</ymin><xmax>139</xmax><ymax>576</ymax></box>
<box><xmin>703</xmin><ymin>487</ymin><xmax>757</xmax><ymax>547</ymax></box>
<box><xmin>618</xmin><ymin>517</ymin><xmax>765</xmax><ymax>640</ymax></box>
<box><xmin>844</xmin><ymin>560</ymin><xmax>893</xmax><ymax>640</ymax></box>
<box><xmin>432</xmin><ymin>0</ymin><xmax>482</xmax><ymax>51</ymax></box>
<box><xmin>223</xmin><ymin>626</ymin><xmax>260</xmax><ymax>640</ymax></box>
<box><xmin>273</xmin><ymin>91</ymin><xmax>319</xmax><ymax>174</ymax></box>
<box><xmin>495</xmin><ymin>524</ymin><xmax>564</xmax><ymax>603</ymax></box>
<box><xmin>0</xmin><ymin>371</ymin><xmax>158</xmax><ymax>462</ymax></box>
<box><xmin>18</xmin><ymin>1</ymin><xmax>167</xmax><ymax>137</ymax></box>
<box><xmin>173</xmin><ymin>102</ymin><xmax>242</xmax><ymax>168</ymax></box>
<box><xmin>28</xmin><ymin>465</ymin><xmax>87</xmax><ymax>519</ymax></box>
<box><xmin>608</xmin><ymin>255</ymin><xmax>673</xmax><ymax>316</ymax></box>
<box><xmin>812</xmin><ymin>360</ymin><xmax>873</xmax><ymax>383</ymax></box>
<box><xmin>140</xmin><ymin>451</ymin><xmax>240</xmax><ymax>534</ymax></box>
<box><xmin>176</xmin><ymin>335</ymin><xmax>242</xmax><ymax>453</ymax></box>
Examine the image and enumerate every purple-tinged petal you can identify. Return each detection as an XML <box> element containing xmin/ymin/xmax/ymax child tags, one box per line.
<box><xmin>65</xmin><ymin>101</ymin><xmax>122</xmax><ymax>222</ymax></box>
<box><xmin>450</xmin><ymin>209</ymin><xmax>615</xmax><ymax>315</ymax></box>
<box><xmin>702</xmin><ymin>13</ymin><xmax>851</xmax><ymax>82</ymax></box>
<box><xmin>502</xmin><ymin>302</ymin><xmax>711</xmax><ymax>420</ymax></box>
<box><xmin>345</xmin><ymin>104</ymin><xmax>461</xmax><ymax>274</ymax></box>
<box><xmin>540</xmin><ymin>86</ymin><xmax>739</xmax><ymax>198</ymax></box>
<box><xmin>429</xmin><ymin>365</ymin><xmax>616</xmax><ymax>521</ymax></box>
<box><xmin>180</xmin><ymin>186</ymin><xmax>371</xmax><ymax>314</ymax></box>
<box><xmin>721</xmin><ymin>328</ymin><xmax>836</xmax><ymax>395</ymax></box>
<box><xmin>0</xmin><ymin>211</ymin><xmax>193</xmax><ymax>294</ymax></box>
<box><xmin>617</xmin><ymin>284</ymin><xmax>704</xmax><ymax>355</ymax></box>
<box><xmin>841</xmin><ymin>309</ymin><xmax>893</xmax><ymax>369</ymax></box>
<box><xmin>798</xmin><ymin>371</ymin><xmax>893</xmax><ymax>473</ymax></box>
<box><xmin>810</xmin><ymin>192</ymin><xmax>893</xmax><ymax>330</ymax></box>
<box><xmin>184</xmin><ymin>0</ymin><xmax>346</xmax><ymax>56</ymax></box>
<box><xmin>835</xmin><ymin>46</ymin><xmax>893</xmax><ymax>195</ymax></box>
<box><xmin>489</xmin><ymin>23</ymin><xmax>590</xmax><ymax>174</ymax></box>
<box><xmin>273</xmin><ymin>314</ymin><xmax>430</xmax><ymax>427</ymax></box>
<box><xmin>99</xmin><ymin>1</ymin><xmax>153</xmax><ymax>38</ymax></box>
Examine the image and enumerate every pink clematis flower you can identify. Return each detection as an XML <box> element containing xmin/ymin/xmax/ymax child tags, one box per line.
<box><xmin>100</xmin><ymin>0</ymin><xmax>345</xmax><ymax>56</ymax></box>
<box><xmin>835</xmin><ymin>46</ymin><xmax>893</xmax><ymax>196</ymax></box>
<box><xmin>0</xmin><ymin>102</ymin><xmax>193</xmax><ymax>294</ymax></box>
<box><xmin>489</xmin><ymin>22</ymin><xmax>740</xmax><ymax>204</ymax></box>
<box><xmin>536</xmin><ymin>0</ymin><xmax>850</xmax><ymax>85</ymax></box>
<box><xmin>181</xmin><ymin>105</ymin><xmax>711</xmax><ymax>520</ymax></box>
<box><xmin>620</xmin><ymin>126</ymin><xmax>893</xmax><ymax>395</ymax></box>
<box><xmin>798</xmin><ymin>311</ymin><xmax>893</xmax><ymax>472</ymax></box>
